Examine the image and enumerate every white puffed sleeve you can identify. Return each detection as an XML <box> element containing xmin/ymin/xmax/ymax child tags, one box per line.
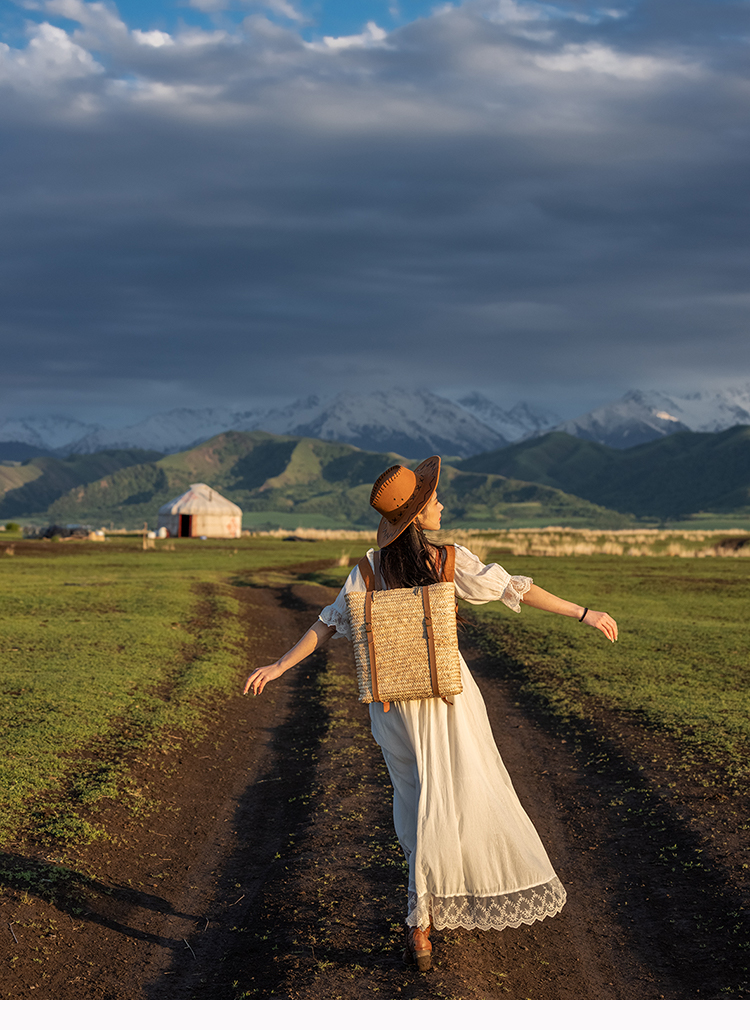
<box><xmin>317</xmin><ymin>553</ymin><xmax>372</xmax><ymax>641</ymax></box>
<box><xmin>452</xmin><ymin>543</ymin><xmax>533</xmax><ymax>613</ymax></box>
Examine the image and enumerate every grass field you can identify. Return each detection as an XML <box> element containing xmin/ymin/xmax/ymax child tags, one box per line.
<box><xmin>1</xmin><ymin>533</ymin><xmax>748</xmax><ymax>858</ymax></box>
<box><xmin>460</xmin><ymin>550</ymin><xmax>750</xmax><ymax>779</ymax></box>
<box><xmin>0</xmin><ymin>536</ymin><xmax>347</xmax><ymax>852</ymax></box>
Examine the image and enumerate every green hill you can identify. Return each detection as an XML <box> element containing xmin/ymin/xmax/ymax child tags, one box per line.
<box><xmin>24</xmin><ymin>430</ymin><xmax>630</xmax><ymax>530</ymax></box>
<box><xmin>436</xmin><ymin>463</ymin><xmax>627</xmax><ymax>528</ymax></box>
<box><xmin>0</xmin><ymin>450</ymin><xmax>164</xmax><ymax>520</ymax></box>
<box><xmin>13</xmin><ymin>425</ymin><xmax>748</xmax><ymax>528</ymax></box>
<box><xmin>460</xmin><ymin>426</ymin><xmax>750</xmax><ymax>519</ymax></box>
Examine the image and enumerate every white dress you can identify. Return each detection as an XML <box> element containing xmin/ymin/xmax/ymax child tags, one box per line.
<box><xmin>318</xmin><ymin>544</ymin><xmax>567</xmax><ymax>932</ymax></box>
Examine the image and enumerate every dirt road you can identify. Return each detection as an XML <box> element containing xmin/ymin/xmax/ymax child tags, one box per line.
<box><xmin>2</xmin><ymin>570</ymin><xmax>748</xmax><ymax>1000</ymax></box>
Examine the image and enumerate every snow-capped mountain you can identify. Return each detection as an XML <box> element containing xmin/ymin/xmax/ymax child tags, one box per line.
<box><xmin>0</xmin><ymin>415</ymin><xmax>102</xmax><ymax>451</ymax></box>
<box><xmin>279</xmin><ymin>389</ymin><xmax>507</xmax><ymax>457</ymax></box>
<box><xmin>552</xmin><ymin>385</ymin><xmax>750</xmax><ymax>449</ymax></box>
<box><xmin>68</xmin><ymin>408</ymin><xmax>249</xmax><ymax>455</ymax></box>
<box><xmin>246</xmin><ymin>394</ymin><xmax>326</xmax><ymax>435</ymax></box>
<box><xmin>655</xmin><ymin>384</ymin><xmax>750</xmax><ymax>432</ymax></box>
<box><xmin>455</xmin><ymin>393</ymin><xmax>560</xmax><ymax>442</ymax></box>
<box><xmin>6</xmin><ymin>383</ymin><xmax>750</xmax><ymax>459</ymax></box>
<box><xmin>60</xmin><ymin>390</ymin><xmax>506</xmax><ymax>459</ymax></box>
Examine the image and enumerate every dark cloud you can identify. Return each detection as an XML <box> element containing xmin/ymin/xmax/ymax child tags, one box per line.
<box><xmin>1</xmin><ymin>0</ymin><xmax>749</xmax><ymax>421</ymax></box>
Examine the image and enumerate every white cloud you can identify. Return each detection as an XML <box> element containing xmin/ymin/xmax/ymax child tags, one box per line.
<box><xmin>121</xmin><ymin>79</ymin><xmax>225</xmax><ymax>114</ymax></box>
<box><xmin>316</xmin><ymin>21</ymin><xmax>389</xmax><ymax>51</ymax></box>
<box><xmin>42</xmin><ymin>0</ymin><xmax>128</xmax><ymax>39</ymax></box>
<box><xmin>260</xmin><ymin>0</ymin><xmax>306</xmax><ymax>21</ymax></box>
<box><xmin>188</xmin><ymin>0</ymin><xmax>306</xmax><ymax>18</ymax></box>
<box><xmin>0</xmin><ymin>21</ymin><xmax>102</xmax><ymax>88</ymax></box>
<box><xmin>173</xmin><ymin>28</ymin><xmax>234</xmax><ymax>47</ymax></box>
<box><xmin>481</xmin><ymin>0</ymin><xmax>547</xmax><ymax>24</ymax></box>
<box><xmin>132</xmin><ymin>30</ymin><xmax>174</xmax><ymax>49</ymax></box>
<box><xmin>533</xmin><ymin>42</ymin><xmax>701</xmax><ymax>80</ymax></box>
<box><xmin>479</xmin><ymin>0</ymin><xmax>627</xmax><ymax>26</ymax></box>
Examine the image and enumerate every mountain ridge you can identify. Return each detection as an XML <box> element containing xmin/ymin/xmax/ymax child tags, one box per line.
<box><xmin>5</xmin><ymin>424</ymin><xmax>749</xmax><ymax>529</ymax></box>
<box><xmin>20</xmin><ymin>390</ymin><xmax>507</xmax><ymax>460</ymax></box>
<box><xmin>460</xmin><ymin>426</ymin><xmax>750</xmax><ymax>519</ymax></box>
<box><xmin>3</xmin><ymin>383</ymin><xmax>750</xmax><ymax>459</ymax></box>
<box><xmin>0</xmin><ymin>449</ymin><xmax>165</xmax><ymax>522</ymax></box>
<box><xmin>550</xmin><ymin>385</ymin><xmax>750</xmax><ymax>449</ymax></box>
<box><xmin>2</xmin><ymin>430</ymin><xmax>631</xmax><ymax>530</ymax></box>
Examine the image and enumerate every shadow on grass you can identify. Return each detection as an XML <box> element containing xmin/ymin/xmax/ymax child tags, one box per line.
<box><xmin>0</xmin><ymin>853</ymin><xmax>194</xmax><ymax>947</ymax></box>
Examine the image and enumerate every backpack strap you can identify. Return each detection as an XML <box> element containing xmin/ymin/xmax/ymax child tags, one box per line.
<box><xmin>440</xmin><ymin>544</ymin><xmax>456</xmax><ymax>583</ymax></box>
<box><xmin>357</xmin><ymin>552</ymin><xmax>388</xmax><ymax>711</ymax></box>
<box><xmin>439</xmin><ymin>544</ymin><xmax>459</xmax><ymax>622</ymax></box>
<box><xmin>357</xmin><ymin>554</ymin><xmax>376</xmax><ymax>591</ymax></box>
<box><xmin>421</xmin><ymin>585</ymin><xmax>441</xmax><ymax>700</ymax></box>
<box><xmin>363</xmin><ymin>589</ymin><xmax>382</xmax><ymax>708</ymax></box>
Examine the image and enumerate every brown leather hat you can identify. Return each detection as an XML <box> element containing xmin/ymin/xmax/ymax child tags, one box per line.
<box><xmin>370</xmin><ymin>455</ymin><xmax>441</xmax><ymax>548</ymax></box>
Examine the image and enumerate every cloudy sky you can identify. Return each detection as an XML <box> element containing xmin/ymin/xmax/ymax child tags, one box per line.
<box><xmin>1</xmin><ymin>0</ymin><xmax>749</xmax><ymax>426</ymax></box>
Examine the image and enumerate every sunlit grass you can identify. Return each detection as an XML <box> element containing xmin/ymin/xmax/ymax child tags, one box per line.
<box><xmin>249</xmin><ymin>524</ymin><xmax>750</xmax><ymax>559</ymax></box>
<box><xmin>465</xmin><ymin>552</ymin><xmax>750</xmax><ymax>776</ymax></box>
<box><xmin>437</xmin><ymin>526</ymin><xmax>750</xmax><ymax>560</ymax></box>
<box><xmin>0</xmin><ymin>536</ymin><xmax>346</xmax><ymax>849</ymax></box>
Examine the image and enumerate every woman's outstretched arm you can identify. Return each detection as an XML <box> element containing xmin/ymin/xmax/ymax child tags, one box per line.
<box><xmin>521</xmin><ymin>584</ymin><xmax>618</xmax><ymax>642</ymax></box>
<box><xmin>243</xmin><ymin>619</ymin><xmax>337</xmax><ymax>696</ymax></box>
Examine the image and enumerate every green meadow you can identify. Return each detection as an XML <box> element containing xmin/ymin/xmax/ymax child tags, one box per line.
<box><xmin>0</xmin><ymin>535</ymin><xmax>748</xmax><ymax>857</ymax></box>
<box><xmin>462</xmin><ymin>551</ymin><xmax>750</xmax><ymax>778</ymax></box>
<box><xmin>0</xmin><ymin>536</ymin><xmax>347</xmax><ymax>851</ymax></box>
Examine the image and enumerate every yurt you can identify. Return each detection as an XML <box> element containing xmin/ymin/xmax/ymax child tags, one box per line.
<box><xmin>157</xmin><ymin>483</ymin><xmax>242</xmax><ymax>539</ymax></box>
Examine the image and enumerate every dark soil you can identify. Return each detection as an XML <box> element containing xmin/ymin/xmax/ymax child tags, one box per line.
<box><xmin>1</xmin><ymin>568</ymin><xmax>749</xmax><ymax>1000</ymax></box>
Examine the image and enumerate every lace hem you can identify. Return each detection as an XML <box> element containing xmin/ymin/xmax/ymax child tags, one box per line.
<box><xmin>317</xmin><ymin>607</ymin><xmax>351</xmax><ymax>641</ymax></box>
<box><xmin>406</xmin><ymin>876</ymin><xmax>566</xmax><ymax>931</ymax></box>
<box><xmin>500</xmin><ymin>575</ymin><xmax>533</xmax><ymax>613</ymax></box>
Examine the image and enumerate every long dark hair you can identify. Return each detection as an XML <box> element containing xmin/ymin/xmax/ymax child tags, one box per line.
<box><xmin>379</xmin><ymin>521</ymin><xmax>441</xmax><ymax>590</ymax></box>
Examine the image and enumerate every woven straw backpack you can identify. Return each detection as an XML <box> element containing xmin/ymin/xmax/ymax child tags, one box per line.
<box><xmin>345</xmin><ymin>545</ymin><xmax>462</xmax><ymax>712</ymax></box>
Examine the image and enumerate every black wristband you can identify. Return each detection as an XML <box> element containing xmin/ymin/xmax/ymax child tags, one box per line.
<box><xmin>579</xmin><ymin>608</ymin><xmax>589</xmax><ymax>623</ymax></box>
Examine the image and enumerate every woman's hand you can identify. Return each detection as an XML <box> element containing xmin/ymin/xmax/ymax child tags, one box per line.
<box><xmin>581</xmin><ymin>609</ymin><xmax>618</xmax><ymax>642</ymax></box>
<box><xmin>244</xmin><ymin>662</ymin><xmax>284</xmax><ymax>696</ymax></box>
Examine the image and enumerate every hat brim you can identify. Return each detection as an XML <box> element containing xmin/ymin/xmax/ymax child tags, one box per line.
<box><xmin>376</xmin><ymin>455</ymin><xmax>441</xmax><ymax>549</ymax></box>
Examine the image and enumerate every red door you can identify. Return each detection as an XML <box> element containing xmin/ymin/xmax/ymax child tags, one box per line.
<box><xmin>179</xmin><ymin>514</ymin><xmax>193</xmax><ymax>537</ymax></box>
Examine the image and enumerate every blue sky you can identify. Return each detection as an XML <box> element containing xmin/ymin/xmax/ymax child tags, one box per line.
<box><xmin>1</xmin><ymin>1</ymin><xmax>442</xmax><ymax>46</ymax></box>
<box><xmin>1</xmin><ymin>1</ymin><xmax>749</xmax><ymax>425</ymax></box>
<box><xmin>116</xmin><ymin>1</ymin><xmax>440</xmax><ymax>37</ymax></box>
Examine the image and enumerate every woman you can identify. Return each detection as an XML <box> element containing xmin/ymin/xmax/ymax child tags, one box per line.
<box><xmin>244</xmin><ymin>456</ymin><xmax>618</xmax><ymax>971</ymax></box>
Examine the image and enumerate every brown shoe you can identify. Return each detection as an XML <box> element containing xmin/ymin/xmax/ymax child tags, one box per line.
<box><xmin>404</xmin><ymin>924</ymin><xmax>432</xmax><ymax>972</ymax></box>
